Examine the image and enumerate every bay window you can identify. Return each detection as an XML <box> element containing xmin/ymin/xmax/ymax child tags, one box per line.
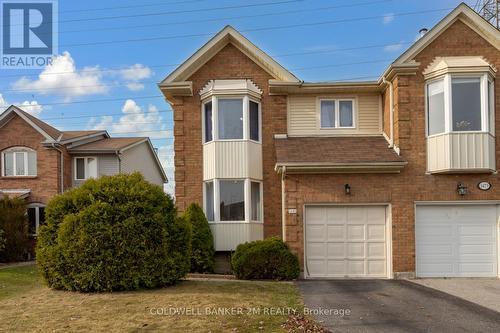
<box><xmin>203</xmin><ymin>96</ymin><xmax>261</xmax><ymax>143</ymax></box>
<box><xmin>2</xmin><ymin>147</ymin><xmax>37</xmax><ymax>177</ymax></box>
<box><xmin>319</xmin><ymin>99</ymin><xmax>355</xmax><ymax>129</ymax></box>
<box><xmin>426</xmin><ymin>73</ymin><xmax>494</xmax><ymax>135</ymax></box>
<box><xmin>204</xmin><ymin>179</ymin><xmax>262</xmax><ymax>223</ymax></box>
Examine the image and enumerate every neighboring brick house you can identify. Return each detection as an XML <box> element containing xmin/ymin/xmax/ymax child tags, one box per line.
<box><xmin>161</xmin><ymin>4</ymin><xmax>500</xmax><ymax>278</ymax></box>
<box><xmin>0</xmin><ymin>105</ymin><xmax>167</xmax><ymax>238</ymax></box>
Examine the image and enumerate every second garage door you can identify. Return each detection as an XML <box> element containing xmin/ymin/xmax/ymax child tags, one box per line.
<box><xmin>416</xmin><ymin>205</ymin><xmax>498</xmax><ymax>277</ymax></box>
<box><xmin>305</xmin><ymin>206</ymin><xmax>388</xmax><ymax>278</ymax></box>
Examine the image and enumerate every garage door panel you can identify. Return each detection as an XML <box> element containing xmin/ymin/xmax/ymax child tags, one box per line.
<box><xmin>306</xmin><ymin>225</ymin><xmax>325</xmax><ymax>242</ymax></box>
<box><xmin>327</xmin><ymin>225</ymin><xmax>344</xmax><ymax>240</ymax></box>
<box><xmin>305</xmin><ymin>206</ymin><xmax>387</xmax><ymax>278</ymax></box>
<box><xmin>416</xmin><ymin>205</ymin><xmax>498</xmax><ymax>278</ymax></box>
<box><xmin>347</xmin><ymin>225</ymin><xmax>365</xmax><ymax>241</ymax></box>
<box><xmin>367</xmin><ymin>224</ymin><xmax>385</xmax><ymax>240</ymax></box>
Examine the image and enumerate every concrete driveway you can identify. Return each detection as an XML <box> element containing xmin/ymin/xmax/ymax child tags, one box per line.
<box><xmin>411</xmin><ymin>278</ymin><xmax>500</xmax><ymax>313</ymax></box>
<box><xmin>296</xmin><ymin>280</ymin><xmax>500</xmax><ymax>333</ymax></box>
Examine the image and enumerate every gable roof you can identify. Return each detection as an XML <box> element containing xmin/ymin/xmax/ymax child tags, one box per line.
<box><xmin>160</xmin><ymin>25</ymin><xmax>300</xmax><ymax>86</ymax></box>
<box><xmin>393</xmin><ymin>3</ymin><xmax>500</xmax><ymax>66</ymax></box>
<box><xmin>0</xmin><ymin>105</ymin><xmax>59</xmax><ymax>142</ymax></box>
<box><xmin>60</xmin><ymin>130</ymin><xmax>107</xmax><ymax>142</ymax></box>
<box><xmin>68</xmin><ymin>137</ymin><xmax>147</xmax><ymax>152</ymax></box>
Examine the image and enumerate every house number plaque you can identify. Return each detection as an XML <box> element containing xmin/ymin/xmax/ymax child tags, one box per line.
<box><xmin>477</xmin><ymin>181</ymin><xmax>491</xmax><ymax>191</ymax></box>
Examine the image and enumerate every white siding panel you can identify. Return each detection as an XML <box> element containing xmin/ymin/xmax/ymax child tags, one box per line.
<box><xmin>427</xmin><ymin>132</ymin><xmax>496</xmax><ymax>173</ymax></box>
<box><xmin>121</xmin><ymin>142</ymin><xmax>165</xmax><ymax>186</ymax></box>
<box><xmin>203</xmin><ymin>141</ymin><xmax>262</xmax><ymax>180</ymax></box>
<box><xmin>210</xmin><ymin>222</ymin><xmax>263</xmax><ymax>251</ymax></box>
<box><xmin>288</xmin><ymin>94</ymin><xmax>381</xmax><ymax>136</ymax></box>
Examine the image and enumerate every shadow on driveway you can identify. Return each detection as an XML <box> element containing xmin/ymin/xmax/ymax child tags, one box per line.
<box><xmin>296</xmin><ymin>279</ymin><xmax>500</xmax><ymax>333</ymax></box>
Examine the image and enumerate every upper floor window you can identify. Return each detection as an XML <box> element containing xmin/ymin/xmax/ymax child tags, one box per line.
<box><xmin>319</xmin><ymin>99</ymin><xmax>354</xmax><ymax>129</ymax></box>
<box><xmin>203</xmin><ymin>97</ymin><xmax>261</xmax><ymax>143</ymax></box>
<box><xmin>427</xmin><ymin>74</ymin><xmax>494</xmax><ymax>136</ymax></box>
<box><xmin>74</xmin><ymin>157</ymin><xmax>97</xmax><ymax>180</ymax></box>
<box><xmin>1</xmin><ymin>147</ymin><xmax>37</xmax><ymax>177</ymax></box>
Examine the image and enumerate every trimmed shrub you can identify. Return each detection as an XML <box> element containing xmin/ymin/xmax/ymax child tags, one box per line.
<box><xmin>36</xmin><ymin>173</ymin><xmax>191</xmax><ymax>292</ymax></box>
<box><xmin>232</xmin><ymin>237</ymin><xmax>300</xmax><ymax>280</ymax></box>
<box><xmin>182</xmin><ymin>203</ymin><xmax>215</xmax><ymax>273</ymax></box>
<box><xmin>0</xmin><ymin>197</ymin><xmax>29</xmax><ymax>262</ymax></box>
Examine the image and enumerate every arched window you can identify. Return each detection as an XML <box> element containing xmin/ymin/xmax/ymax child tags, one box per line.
<box><xmin>1</xmin><ymin>147</ymin><xmax>37</xmax><ymax>177</ymax></box>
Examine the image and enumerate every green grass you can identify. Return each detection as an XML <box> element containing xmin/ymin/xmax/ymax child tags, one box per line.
<box><xmin>0</xmin><ymin>264</ymin><xmax>303</xmax><ymax>332</ymax></box>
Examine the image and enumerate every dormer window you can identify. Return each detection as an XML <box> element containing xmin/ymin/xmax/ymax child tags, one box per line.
<box><xmin>1</xmin><ymin>147</ymin><xmax>37</xmax><ymax>177</ymax></box>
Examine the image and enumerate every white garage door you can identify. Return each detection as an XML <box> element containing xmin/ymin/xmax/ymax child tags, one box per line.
<box><xmin>305</xmin><ymin>206</ymin><xmax>387</xmax><ymax>278</ymax></box>
<box><xmin>416</xmin><ymin>205</ymin><xmax>498</xmax><ymax>277</ymax></box>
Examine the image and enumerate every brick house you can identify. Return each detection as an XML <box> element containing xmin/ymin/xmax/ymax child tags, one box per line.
<box><xmin>160</xmin><ymin>3</ymin><xmax>500</xmax><ymax>278</ymax></box>
<box><xmin>0</xmin><ymin>105</ymin><xmax>167</xmax><ymax>238</ymax></box>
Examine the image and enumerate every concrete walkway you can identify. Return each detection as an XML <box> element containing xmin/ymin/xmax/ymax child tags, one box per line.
<box><xmin>409</xmin><ymin>278</ymin><xmax>500</xmax><ymax>313</ymax></box>
<box><xmin>0</xmin><ymin>261</ymin><xmax>35</xmax><ymax>269</ymax></box>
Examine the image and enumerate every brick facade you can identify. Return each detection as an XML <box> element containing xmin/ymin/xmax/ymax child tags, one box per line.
<box><xmin>172</xmin><ymin>43</ymin><xmax>286</xmax><ymax>238</ymax></box>
<box><xmin>0</xmin><ymin>114</ymin><xmax>70</xmax><ymax>204</ymax></box>
<box><xmin>284</xmin><ymin>20</ymin><xmax>500</xmax><ymax>274</ymax></box>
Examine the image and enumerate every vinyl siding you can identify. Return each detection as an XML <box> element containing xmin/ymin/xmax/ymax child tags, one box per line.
<box><xmin>120</xmin><ymin>142</ymin><xmax>165</xmax><ymax>186</ymax></box>
<box><xmin>71</xmin><ymin>154</ymin><xmax>119</xmax><ymax>187</ymax></box>
<box><xmin>288</xmin><ymin>94</ymin><xmax>382</xmax><ymax>136</ymax></box>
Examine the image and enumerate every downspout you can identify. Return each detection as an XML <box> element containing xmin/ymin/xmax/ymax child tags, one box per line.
<box><xmin>281</xmin><ymin>166</ymin><xmax>286</xmax><ymax>241</ymax></box>
<box><xmin>382</xmin><ymin>76</ymin><xmax>395</xmax><ymax>149</ymax></box>
<box><xmin>51</xmin><ymin>143</ymin><xmax>64</xmax><ymax>193</ymax></box>
<box><xmin>116</xmin><ymin>150</ymin><xmax>122</xmax><ymax>173</ymax></box>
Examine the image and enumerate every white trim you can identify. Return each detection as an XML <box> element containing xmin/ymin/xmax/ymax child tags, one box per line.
<box><xmin>74</xmin><ymin>156</ymin><xmax>98</xmax><ymax>181</ymax></box>
<box><xmin>302</xmin><ymin>203</ymin><xmax>392</xmax><ymax>279</ymax></box>
<box><xmin>1</xmin><ymin>147</ymin><xmax>37</xmax><ymax>177</ymax></box>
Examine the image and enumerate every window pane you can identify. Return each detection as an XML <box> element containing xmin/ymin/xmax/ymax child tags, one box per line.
<box><xmin>320</xmin><ymin>100</ymin><xmax>335</xmax><ymax>127</ymax></box>
<box><xmin>219</xmin><ymin>180</ymin><xmax>244</xmax><ymax>221</ymax></box>
<box><xmin>15</xmin><ymin>152</ymin><xmax>25</xmax><ymax>176</ymax></box>
<box><xmin>251</xmin><ymin>182</ymin><xmax>261</xmax><ymax>221</ymax></box>
<box><xmin>249</xmin><ymin>101</ymin><xmax>259</xmax><ymax>141</ymax></box>
<box><xmin>204</xmin><ymin>101</ymin><xmax>212</xmax><ymax>142</ymax></box>
<box><xmin>27</xmin><ymin>208</ymin><xmax>36</xmax><ymax>235</ymax></box>
<box><xmin>27</xmin><ymin>151</ymin><xmax>36</xmax><ymax>176</ymax></box>
<box><xmin>87</xmin><ymin>158</ymin><xmax>98</xmax><ymax>178</ymax></box>
<box><xmin>452</xmin><ymin>78</ymin><xmax>481</xmax><ymax>131</ymax></box>
<box><xmin>76</xmin><ymin>158</ymin><xmax>85</xmax><ymax>179</ymax></box>
<box><xmin>428</xmin><ymin>80</ymin><xmax>445</xmax><ymax>135</ymax></box>
<box><xmin>205</xmin><ymin>181</ymin><xmax>214</xmax><ymax>221</ymax></box>
<box><xmin>4</xmin><ymin>152</ymin><xmax>13</xmax><ymax>176</ymax></box>
<box><xmin>218</xmin><ymin>99</ymin><xmax>243</xmax><ymax>139</ymax></box>
<box><xmin>339</xmin><ymin>101</ymin><xmax>353</xmax><ymax>127</ymax></box>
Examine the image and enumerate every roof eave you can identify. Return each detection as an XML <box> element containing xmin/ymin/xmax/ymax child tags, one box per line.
<box><xmin>275</xmin><ymin>161</ymin><xmax>407</xmax><ymax>174</ymax></box>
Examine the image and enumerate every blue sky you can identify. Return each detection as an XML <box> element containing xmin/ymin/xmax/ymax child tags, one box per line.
<box><xmin>0</xmin><ymin>0</ymin><xmax>475</xmax><ymax>194</ymax></box>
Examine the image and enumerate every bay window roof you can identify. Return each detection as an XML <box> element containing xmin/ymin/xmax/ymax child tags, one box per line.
<box><xmin>423</xmin><ymin>56</ymin><xmax>496</xmax><ymax>80</ymax></box>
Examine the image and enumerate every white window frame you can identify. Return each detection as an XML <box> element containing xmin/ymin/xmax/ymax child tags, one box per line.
<box><xmin>425</xmin><ymin>73</ymin><xmax>494</xmax><ymax>137</ymax></box>
<box><xmin>203</xmin><ymin>179</ymin><xmax>263</xmax><ymax>224</ymax></box>
<box><xmin>318</xmin><ymin>98</ymin><xmax>356</xmax><ymax>129</ymax></box>
<box><xmin>201</xmin><ymin>96</ymin><xmax>261</xmax><ymax>144</ymax></box>
<box><xmin>27</xmin><ymin>203</ymin><xmax>45</xmax><ymax>236</ymax></box>
<box><xmin>74</xmin><ymin>156</ymin><xmax>98</xmax><ymax>180</ymax></box>
<box><xmin>1</xmin><ymin>147</ymin><xmax>37</xmax><ymax>177</ymax></box>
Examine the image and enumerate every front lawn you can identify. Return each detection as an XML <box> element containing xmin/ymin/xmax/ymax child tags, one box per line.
<box><xmin>0</xmin><ymin>265</ymin><xmax>304</xmax><ymax>332</ymax></box>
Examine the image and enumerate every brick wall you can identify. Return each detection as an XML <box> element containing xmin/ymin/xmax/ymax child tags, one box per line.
<box><xmin>285</xmin><ymin>20</ymin><xmax>500</xmax><ymax>274</ymax></box>
<box><xmin>0</xmin><ymin>114</ymin><xmax>69</xmax><ymax>204</ymax></box>
<box><xmin>172</xmin><ymin>43</ymin><xmax>287</xmax><ymax>237</ymax></box>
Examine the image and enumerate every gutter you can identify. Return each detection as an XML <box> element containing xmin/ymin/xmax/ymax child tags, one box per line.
<box><xmin>280</xmin><ymin>166</ymin><xmax>286</xmax><ymax>241</ymax></box>
<box><xmin>50</xmin><ymin>143</ymin><xmax>64</xmax><ymax>193</ymax></box>
<box><xmin>382</xmin><ymin>76</ymin><xmax>395</xmax><ymax>150</ymax></box>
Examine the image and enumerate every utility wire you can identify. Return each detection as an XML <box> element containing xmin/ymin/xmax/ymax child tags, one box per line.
<box><xmin>59</xmin><ymin>0</ymin><xmax>209</xmax><ymax>14</ymax></box>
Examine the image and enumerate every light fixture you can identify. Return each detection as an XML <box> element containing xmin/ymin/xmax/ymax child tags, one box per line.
<box><xmin>344</xmin><ymin>184</ymin><xmax>351</xmax><ymax>195</ymax></box>
<box><xmin>457</xmin><ymin>182</ymin><xmax>468</xmax><ymax>196</ymax></box>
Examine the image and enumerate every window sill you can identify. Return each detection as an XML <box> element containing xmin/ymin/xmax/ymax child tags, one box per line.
<box><xmin>203</xmin><ymin>139</ymin><xmax>262</xmax><ymax>145</ymax></box>
<box><xmin>1</xmin><ymin>176</ymin><xmax>38</xmax><ymax>179</ymax></box>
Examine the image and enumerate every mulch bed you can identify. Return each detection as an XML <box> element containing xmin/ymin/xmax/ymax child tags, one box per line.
<box><xmin>282</xmin><ymin>314</ymin><xmax>330</xmax><ymax>333</ymax></box>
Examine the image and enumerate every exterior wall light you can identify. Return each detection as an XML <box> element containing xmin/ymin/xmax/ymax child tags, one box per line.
<box><xmin>457</xmin><ymin>182</ymin><xmax>468</xmax><ymax>196</ymax></box>
<box><xmin>344</xmin><ymin>184</ymin><xmax>351</xmax><ymax>195</ymax></box>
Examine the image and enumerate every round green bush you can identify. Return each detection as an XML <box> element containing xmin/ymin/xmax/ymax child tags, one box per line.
<box><xmin>182</xmin><ymin>203</ymin><xmax>215</xmax><ymax>273</ymax></box>
<box><xmin>36</xmin><ymin>173</ymin><xmax>191</xmax><ymax>292</ymax></box>
<box><xmin>232</xmin><ymin>237</ymin><xmax>300</xmax><ymax>280</ymax></box>
<box><xmin>0</xmin><ymin>197</ymin><xmax>29</xmax><ymax>262</ymax></box>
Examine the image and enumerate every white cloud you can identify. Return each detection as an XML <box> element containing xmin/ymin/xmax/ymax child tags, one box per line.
<box><xmin>383</xmin><ymin>13</ymin><xmax>395</xmax><ymax>24</ymax></box>
<box><xmin>383</xmin><ymin>42</ymin><xmax>404</xmax><ymax>52</ymax></box>
<box><xmin>108</xmin><ymin>64</ymin><xmax>152</xmax><ymax>91</ymax></box>
<box><xmin>0</xmin><ymin>93</ymin><xmax>43</xmax><ymax>116</ymax></box>
<box><xmin>12</xmin><ymin>51</ymin><xmax>108</xmax><ymax>101</ymax></box>
<box><xmin>87</xmin><ymin>99</ymin><xmax>170</xmax><ymax>139</ymax></box>
<box><xmin>157</xmin><ymin>144</ymin><xmax>175</xmax><ymax>195</ymax></box>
